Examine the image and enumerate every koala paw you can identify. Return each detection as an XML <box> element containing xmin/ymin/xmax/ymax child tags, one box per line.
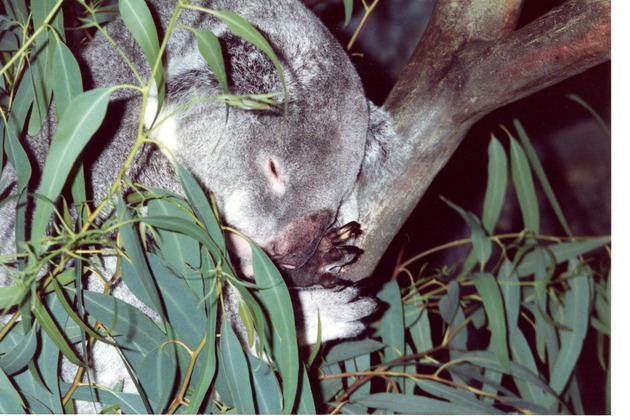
<box><xmin>293</xmin><ymin>284</ymin><xmax>378</xmax><ymax>346</ymax></box>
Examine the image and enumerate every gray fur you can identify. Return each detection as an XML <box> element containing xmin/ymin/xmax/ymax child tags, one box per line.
<box><xmin>0</xmin><ymin>0</ymin><xmax>399</xmax><ymax>405</ymax></box>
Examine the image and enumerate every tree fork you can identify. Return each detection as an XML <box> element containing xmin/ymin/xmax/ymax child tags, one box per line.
<box><xmin>344</xmin><ymin>0</ymin><xmax>611</xmax><ymax>280</ymax></box>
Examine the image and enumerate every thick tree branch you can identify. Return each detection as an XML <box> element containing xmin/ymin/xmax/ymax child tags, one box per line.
<box><xmin>344</xmin><ymin>0</ymin><xmax>610</xmax><ymax>280</ymax></box>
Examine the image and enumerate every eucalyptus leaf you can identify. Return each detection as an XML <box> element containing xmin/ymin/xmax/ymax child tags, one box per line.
<box><xmin>510</xmin><ymin>136</ymin><xmax>539</xmax><ymax>233</ymax></box>
<box><xmin>0</xmin><ymin>324</ymin><xmax>37</xmax><ymax>375</ymax></box>
<box><xmin>482</xmin><ymin>135</ymin><xmax>508</xmax><ymax>233</ymax></box>
<box><xmin>188</xmin><ymin>27</ymin><xmax>229</xmax><ymax>94</ymax></box>
<box><xmin>119</xmin><ymin>0</ymin><xmax>164</xmax><ymax>106</ymax></box>
<box><xmin>31</xmin><ymin>88</ymin><xmax>110</xmax><ymax>243</ymax></box>
<box><xmin>250</xmin><ymin>241</ymin><xmax>301</xmax><ymax>413</ymax></box>
<box><xmin>516</xmin><ymin>237</ymin><xmax>610</xmax><ymax>277</ymax></box>
<box><xmin>472</xmin><ymin>273</ymin><xmax>510</xmax><ymax>372</ymax></box>
<box><xmin>219</xmin><ymin>319</ymin><xmax>255</xmax><ymax>414</ymax></box>
<box><xmin>444</xmin><ymin>198</ymin><xmax>492</xmax><ymax>268</ymax></box>
<box><xmin>513</xmin><ymin>120</ymin><xmax>572</xmax><ymax>236</ymax></box>
<box><xmin>0</xmin><ymin>367</ymin><xmax>25</xmax><ymax>413</ymax></box>
<box><xmin>148</xmin><ymin>253</ymin><xmax>205</xmax><ymax>348</ymax></box>
<box><xmin>209</xmin><ymin>9</ymin><xmax>287</xmax><ymax>114</ymax></box>
<box><xmin>138</xmin><ymin>345</ymin><xmax>176</xmax><ymax>413</ymax></box>
<box><xmin>545</xmin><ymin>259</ymin><xmax>591</xmax><ymax>403</ymax></box>
<box><xmin>352</xmin><ymin>392</ymin><xmax>482</xmax><ymax>414</ymax></box>
<box><xmin>324</xmin><ymin>338</ymin><xmax>385</xmax><ymax>365</ymax></box>
<box><xmin>82</xmin><ymin>290</ymin><xmax>167</xmax><ymax>353</ymax></box>
<box><xmin>247</xmin><ymin>353</ymin><xmax>282</xmax><ymax>413</ymax></box>
<box><xmin>52</xmin><ymin>36</ymin><xmax>83</xmax><ymax>118</ymax></box>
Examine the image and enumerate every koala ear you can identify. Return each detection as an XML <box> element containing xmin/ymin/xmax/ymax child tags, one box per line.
<box><xmin>144</xmin><ymin>83</ymin><xmax>179</xmax><ymax>155</ymax></box>
<box><xmin>358</xmin><ymin>101</ymin><xmax>401</xmax><ymax>187</ymax></box>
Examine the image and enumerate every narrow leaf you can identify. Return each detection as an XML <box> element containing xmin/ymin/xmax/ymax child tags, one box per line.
<box><xmin>32</xmin><ymin>297</ymin><xmax>84</xmax><ymax>367</ymax></box>
<box><xmin>472</xmin><ymin>273</ymin><xmax>510</xmax><ymax>372</ymax></box>
<box><xmin>444</xmin><ymin>198</ymin><xmax>492</xmax><ymax>268</ymax></box>
<box><xmin>514</xmin><ymin>119</ymin><xmax>573</xmax><ymax>236</ymax></box>
<box><xmin>189</xmin><ymin>27</ymin><xmax>229</xmax><ymax>94</ymax></box>
<box><xmin>482</xmin><ymin>135</ymin><xmax>508</xmax><ymax>233</ymax></box>
<box><xmin>82</xmin><ymin>290</ymin><xmax>167</xmax><ymax>353</ymax></box>
<box><xmin>0</xmin><ymin>368</ymin><xmax>25</xmax><ymax>413</ymax></box>
<box><xmin>31</xmin><ymin>88</ymin><xmax>110</xmax><ymax>242</ymax></box>
<box><xmin>516</xmin><ymin>237</ymin><xmax>610</xmax><ymax>277</ymax></box>
<box><xmin>118</xmin><ymin>0</ymin><xmax>164</xmax><ymax>107</ymax></box>
<box><xmin>510</xmin><ymin>135</ymin><xmax>539</xmax><ymax>233</ymax></box>
<box><xmin>52</xmin><ymin>36</ymin><xmax>83</xmax><ymax>117</ymax></box>
<box><xmin>219</xmin><ymin>319</ymin><xmax>256</xmax><ymax>414</ymax></box>
<box><xmin>250</xmin><ymin>242</ymin><xmax>300</xmax><ymax>413</ymax></box>
<box><xmin>546</xmin><ymin>259</ymin><xmax>591</xmax><ymax>401</ymax></box>
<box><xmin>0</xmin><ymin>324</ymin><xmax>38</xmax><ymax>375</ymax></box>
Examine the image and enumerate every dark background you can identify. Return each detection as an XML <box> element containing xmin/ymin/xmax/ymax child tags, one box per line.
<box><xmin>310</xmin><ymin>0</ymin><xmax>611</xmax><ymax>414</ymax></box>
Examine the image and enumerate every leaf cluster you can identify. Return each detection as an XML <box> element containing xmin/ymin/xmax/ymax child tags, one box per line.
<box><xmin>313</xmin><ymin>120</ymin><xmax>610</xmax><ymax>414</ymax></box>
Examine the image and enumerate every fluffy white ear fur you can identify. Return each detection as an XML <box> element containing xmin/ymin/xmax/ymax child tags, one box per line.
<box><xmin>143</xmin><ymin>84</ymin><xmax>179</xmax><ymax>157</ymax></box>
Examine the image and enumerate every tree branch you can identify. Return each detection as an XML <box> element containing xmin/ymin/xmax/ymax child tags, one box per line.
<box><xmin>344</xmin><ymin>0</ymin><xmax>610</xmax><ymax>280</ymax></box>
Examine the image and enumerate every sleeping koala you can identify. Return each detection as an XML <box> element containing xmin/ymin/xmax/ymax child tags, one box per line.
<box><xmin>0</xmin><ymin>0</ymin><xmax>399</xmax><ymax>400</ymax></box>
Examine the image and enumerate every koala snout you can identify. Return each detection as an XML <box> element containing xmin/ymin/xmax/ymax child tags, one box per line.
<box><xmin>265</xmin><ymin>210</ymin><xmax>333</xmax><ymax>269</ymax></box>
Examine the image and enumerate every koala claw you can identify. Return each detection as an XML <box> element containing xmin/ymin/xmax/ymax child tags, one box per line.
<box><xmin>326</xmin><ymin>221</ymin><xmax>362</xmax><ymax>246</ymax></box>
<box><xmin>293</xmin><ymin>284</ymin><xmax>378</xmax><ymax>345</ymax></box>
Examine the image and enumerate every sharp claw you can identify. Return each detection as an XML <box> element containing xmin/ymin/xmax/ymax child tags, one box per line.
<box><xmin>327</xmin><ymin>221</ymin><xmax>362</xmax><ymax>245</ymax></box>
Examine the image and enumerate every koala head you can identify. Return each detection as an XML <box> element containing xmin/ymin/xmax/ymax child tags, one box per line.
<box><xmin>142</xmin><ymin>1</ymin><xmax>388</xmax><ymax>283</ymax></box>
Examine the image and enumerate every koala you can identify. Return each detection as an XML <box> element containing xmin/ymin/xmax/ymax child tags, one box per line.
<box><xmin>0</xmin><ymin>0</ymin><xmax>399</xmax><ymax>406</ymax></box>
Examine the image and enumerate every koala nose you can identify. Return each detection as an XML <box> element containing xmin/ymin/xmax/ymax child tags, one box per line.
<box><xmin>265</xmin><ymin>210</ymin><xmax>333</xmax><ymax>268</ymax></box>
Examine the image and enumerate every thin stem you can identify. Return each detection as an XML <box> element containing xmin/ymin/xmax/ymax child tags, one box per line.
<box><xmin>0</xmin><ymin>0</ymin><xmax>64</xmax><ymax>77</ymax></box>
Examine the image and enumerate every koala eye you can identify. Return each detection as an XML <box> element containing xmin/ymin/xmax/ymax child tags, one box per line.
<box><xmin>263</xmin><ymin>157</ymin><xmax>287</xmax><ymax>196</ymax></box>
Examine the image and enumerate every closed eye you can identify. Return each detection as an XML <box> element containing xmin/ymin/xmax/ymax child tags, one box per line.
<box><xmin>264</xmin><ymin>157</ymin><xmax>286</xmax><ymax>196</ymax></box>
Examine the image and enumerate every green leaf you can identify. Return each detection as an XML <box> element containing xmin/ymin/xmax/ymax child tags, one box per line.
<box><xmin>513</xmin><ymin>120</ymin><xmax>573</xmax><ymax>236</ymax></box>
<box><xmin>0</xmin><ymin>367</ymin><xmax>25</xmax><ymax>413</ymax></box>
<box><xmin>295</xmin><ymin>364</ymin><xmax>317</xmax><ymax>414</ymax></box>
<box><xmin>247</xmin><ymin>353</ymin><xmax>282</xmax><ymax>413</ymax></box>
<box><xmin>516</xmin><ymin>237</ymin><xmax>610</xmax><ymax>277</ymax></box>
<box><xmin>175</xmin><ymin>163</ymin><xmax>226</xmax><ymax>252</ymax></box>
<box><xmin>146</xmin><ymin>190</ymin><xmax>204</xmax><ymax>290</ymax></box>
<box><xmin>324</xmin><ymin>338</ymin><xmax>385</xmax><ymax>365</ymax></box>
<box><xmin>148</xmin><ymin>254</ymin><xmax>205</xmax><ymax>348</ymax></box>
<box><xmin>482</xmin><ymin>135</ymin><xmax>508</xmax><ymax>233</ymax></box>
<box><xmin>118</xmin><ymin>198</ymin><xmax>165</xmax><ymax>318</ymax></box>
<box><xmin>498</xmin><ymin>259</ymin><xmax>520</xmax><ymax>340</ymax></box>
<box><xmin>444</xmin><ymin>198</ymin><xmax>492</xmax><ymax>269</ymax></box>
<box><xmin>439</xmin><ymin>279</ymin><xmax>460</xmax><ymax>324</ymax></box>
<box><xmin>472</xmin><ymin>273</ymin><xmax>510</xmax><ymax>372</ymax></box>
<box><xmin>82</xmin><ymin>290</ymin><xmax>167</xmax><ymax>353</ymax></box>
<box><xmin>209</xmin><ymin>10</ymin><xmax>287</xmax><ymax>114</ymax></box>
<box><xmin>219</xmin><ymin>319</ymin><xmax>256</xmax><ymax>414</ymax></box>
<box><xmin>250</xmin><ymin>242</ymin><xmax>300</xmax><ymax>413</ymax></box>
<box><xmin>138</xmin><ymin>346</ymin><xmax>176</xmax><ymax>413</ymax></box>
<box><xmin>546</xmin><ymin>259</ymin><xmax>591</xmax><ymax>402</ymax></box>
<box><xmin>343</xmin><ymin>0</ymin><xmax>354</xmax><ymax>26</ymax></box>
<box><xmin>510</xmin><ymin>327</ymin><xmax>545</xmax><ymax>404</ymax></box>
<box><xmin>416</xmin><ymin>380</ymin><xmax>502</xmax><ymax>414</ymax></box>
<box><xmin>0</xmin><ymin>324</ymin><xmax>38</xmax><ymax>375</ymax></box>
<box><xmin>140</xmin><ymin>215</ymin><xmax>222</xmax><ymax>262</ymax></box>
<box><xmin>59</xmin><ymin>383</ymin><xmax>153</xmax><ymax>414</ymax></box>
<box><xmin>31</xmin><ymin>88</ymin><xmax>110</xmax><ymax>243</ymax></box>
<box><xmin>27</xmin><ymin>4</ymin><xmax>57</xmax><ymax>137</ymax></box>
<box><xmin>352</xmin><ymin>392</ymin><xmax>480</xmax><ymax>414</ymax></box>
<box><xmin>375</xmin><ymin>279</ymin><xmax>405</xmax><ymax>388</ymax></box>
<box><xmin>52</xmin><ymin>36</ymin><xmax>83</xmax><ymax>117</ymax></box>
<box><xmin>409</xmin><ymin>307</ymin><xmax>433</xmax><ymax>353</ymax></box>
<box><xmin>510</xmin><ymin>135</ymin><xmax>539</xmax><ymax>233</ymax></box>
<box><xmin>32</xmin><ymin>297</ymin><xmax>84</xmax><ymax>368</ymax></box>
<box><xmin>188</xmin><ymin>27</ymin><xmax>229</xmax><ymax>94</ymax></box>
<box><xmin>118</xmin><ymin>0</ymin><xmax>164</xmax><ymax>107</ymax></box>
<box><xmin>186</xmin><ymin>294</ymin><xmax>218</xmax><ymax>413</ymax></box>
